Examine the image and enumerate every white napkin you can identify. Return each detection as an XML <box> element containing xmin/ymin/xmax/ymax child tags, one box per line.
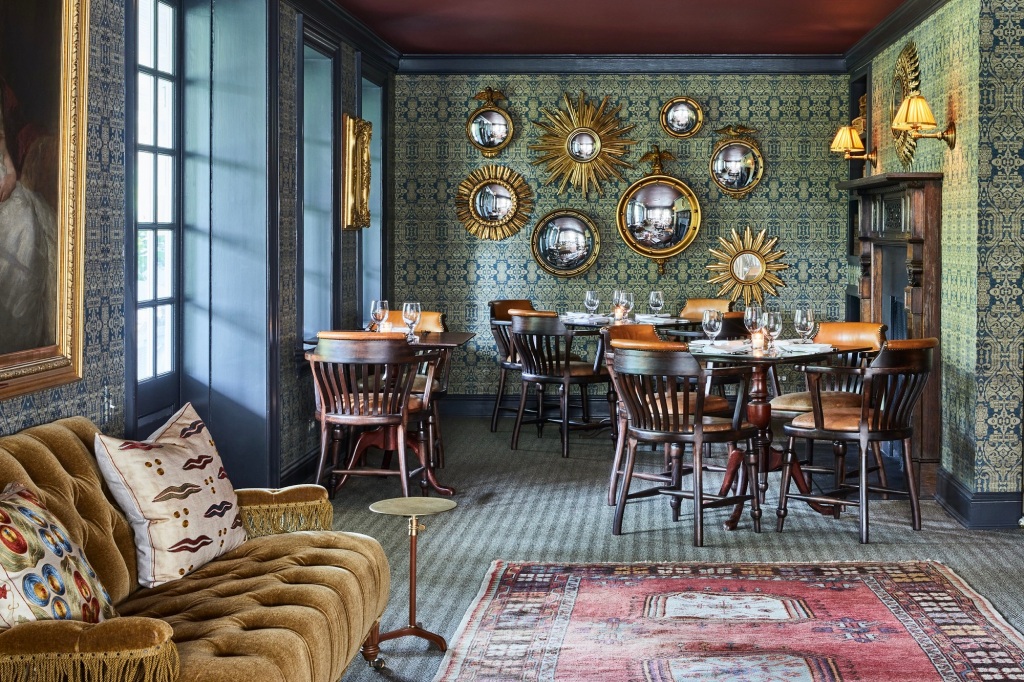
<box><xmin>635</xmin><ymin>314</ymin><xmax>676</xmax><ymax>324</ymax></box>
<box><xmin>776</xmin><ymin>341</ymin><xmax>833</xmax><ymax>353</ymax></box>
<box><xmin>712</xmin><ymin>339</ymin><xmax>750</xmax><ymax>350</ymax></box>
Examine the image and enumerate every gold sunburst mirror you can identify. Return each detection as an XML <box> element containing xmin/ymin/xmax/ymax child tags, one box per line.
<box><xmin>891</xmin><ymin>41</ymin><xmax>922</xmax><ymax>166</ymax></box>
<box><xmin>529</xmin><ymin>91</ymin><xmax>637</xmax><ymax>196</ymax></box>
<box><xmin>707</xmin><ymin>226</ymin><xmax>789</xmax><ymax>305</ymax></box>
<box><xmin>455</xmin><ymin>165</ymin><xmax>534</xmax><ymax>240</ymax></box>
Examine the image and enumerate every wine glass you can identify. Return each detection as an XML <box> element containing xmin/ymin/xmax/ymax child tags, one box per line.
<box><xmin>793</xmin><ymin>307</ymin><xmax>815</xmax><ymax>344</ymax></box>
<box><xmin>584</xmin><ymin>290</ymin><xmax>600</xmax><ymax>315</ymax></box>
<box><xmin>401</xmin><ymin>301</ymin><xmax>421</xmax><ymax>341</ymax></box>
<box><xmin>621</xmin><ymin>292</ymin><xmax>635</xmax><ymax>320</ymax></box>
<box><xmin>762</xmin><ymin>310</ymin><xmax>783</xmax><ymax>352</ymax></box>
<box><xmin>648</xmin><ymin>290</ymin><xmax>664</xmax><ymax>315</ymax></box>
<box><xmin>743</xmin><ymin>303</ymin><xmax>762</xmax><ymax>334</ymax></box>
<box><xmin>370</xmin><ymin>299</ymin><xmax>389</xmax><ymax>331</ymax></box>
<box><xmin>702</xmin><ymin>309</ymin><xmax>722</xmax><ymax>342</ymax></box>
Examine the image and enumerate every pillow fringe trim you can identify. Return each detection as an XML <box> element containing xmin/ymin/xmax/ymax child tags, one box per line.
<box><xmin>0</xmin><ymin>639</ymin><xmax>180</xmax><ymax>682</ymax></box>
<box><xmin>240</xmin><ymin>498</ymin><xmax>333</xmax><ymax>538</ymax></box>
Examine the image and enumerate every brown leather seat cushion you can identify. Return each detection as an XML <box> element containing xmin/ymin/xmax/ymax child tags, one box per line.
<box><xmin>568</xmin><ymin>360</ymin><xmax>608</xmax><ymax>378</ymax></box>
<box><xmin>790</xmin><ymin>407</ymin><xmax>871</xmax><ymax>432</ymax></box>
<box><xmin>770</xmin><ymin>390</ymin><xmax>861</xmax><ymax>413</ymax></box>
<box><xmin>117</xmin><ymin>530</ymin><xmax>389</xmax><ymax>682</ymax></box>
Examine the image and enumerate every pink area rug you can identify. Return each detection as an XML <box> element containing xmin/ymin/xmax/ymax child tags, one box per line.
<box><xmin>433</xmin><ymin>561</ymin><xmax>1024</xmax><ymax>681</ymax></box>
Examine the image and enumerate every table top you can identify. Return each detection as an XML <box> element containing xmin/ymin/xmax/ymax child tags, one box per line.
<box><xmin>370</xmin><ymin>497</ymin><xmax>457</xmax><ymax>517</ymax></box>
<box><xmin>408</xmin><ymin>331</ymin><xmax>475</xmax><ymax>348</ymax></box>
<box><xmin>682</xmin><ymin>342</ymin><xmax>871</xmax><ymax>365</ymax></box>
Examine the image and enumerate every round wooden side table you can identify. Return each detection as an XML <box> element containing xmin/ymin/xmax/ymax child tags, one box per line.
<box><xmin>370</xmin><ymin>497</ymin><xmax>457</xmax><ymax>653</ymax></box>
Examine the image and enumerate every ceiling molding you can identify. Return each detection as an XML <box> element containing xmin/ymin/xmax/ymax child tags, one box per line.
<box><xmin>294</xmin><ymin>0</ymin><xmax>400</xmax><ymax>69</ymax></box>
<box><xmin>845</xmin><ymin>0</ymin><xmax>952</xmax><ymax>70</ymax></box>
<box><xmin>397</xmin><ymin>55</ymin><xmax>848</xmax><ymax>76</ymax></box>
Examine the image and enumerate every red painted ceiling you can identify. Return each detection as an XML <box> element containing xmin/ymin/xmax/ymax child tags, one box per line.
<box><xmin>332</xmin><ymin>0</ymin><xmax>910</xmax><ymax>56</ymax></box>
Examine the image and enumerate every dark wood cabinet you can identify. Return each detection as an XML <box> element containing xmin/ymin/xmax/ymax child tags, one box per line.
<box><xmin>837</xmin><ymin>172</ymin><xmax>943</xmax><ymax>470</ymax></box>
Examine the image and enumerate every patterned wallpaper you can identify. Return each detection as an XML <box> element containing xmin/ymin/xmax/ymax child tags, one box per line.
<box><xmin>0</xmin><ymin>0</ymin><xmax>126</xmax><ymax>435</ymax></box>
<box><xmin>870</xmin><ymin>0</ymin><xmax>1024</xmax><ymax>496</ymax></box>
<box><xmin>390</xmin><ymin>74</ymin><xmax>850</xmax><ymax>398</ymax></box>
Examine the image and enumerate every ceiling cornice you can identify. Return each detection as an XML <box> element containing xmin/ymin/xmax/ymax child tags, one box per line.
<box><xmin>845</xmin><ymin>0</ymin><xmax>952</xmax><ymax>70</ymax></box>
<box><xmin>396</xmin><ymin>55</ymin><xmax>848</xmax><ymax>76</ymax></box>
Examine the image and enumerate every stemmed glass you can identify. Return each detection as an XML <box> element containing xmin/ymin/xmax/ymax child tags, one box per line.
<box><xmin>648</xmin><ymin>290</ymin><xmax>664</xmax><ymax>315</ymax></box>
<box><xmin>401</xmin><ymin>301</ymin><xmax>421</xmax><ymax>341</ymax></box>
<box><xmin>743</xmin><ymin>303</ymin><xmax>762</xmax><ymax>335</ymax></box>
<box><xmin>702</xmin><ymin>309</ymin><xmax>722</xmax><ymax>342</ymax></box>
<box><xmin>762</xmin><ymin>310</ymin><xmax>783</xmax><ymax>353</ymax></box>
<box><xmin>584</xmin><ymin>290</ymin><xmax>600</xmax><ymax>315</ymax></box>
<box><xmin>793</xmin><ymin>307</ymin><xmax>815</xmax><ymax>344</ymax></box>
<box><xmin>370</xmin><ymin>299</ymin><xmax>389</xmax><ymax>331</ymax></box>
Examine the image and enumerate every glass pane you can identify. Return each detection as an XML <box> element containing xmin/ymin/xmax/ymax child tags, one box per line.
<box><xmin>156</xmin><ymin>154</ymin><xmax>173</xmax><ymax>223</ymax></box>
<box><xmin>138</xmin><ymin>0</ymin><xmax>155</xmax><ymax>68</ymax></box>
<box><xmin>156</xmin><ymin>78</ymin><xmax>174</xmax><ymax>148</ymax></box>
<box><xmin>138</xmin><ymin>231</ymin><xmax>155</xmax><ymax>302</ymax></box>
<box><xmin>155</xmin><ymin>304</ymin><xmax>173</xmax><ymax>375</ymax></box>
<box><xmin>137</xmin><ymin>151</ymin><xmax>155</xmax><ymax>223</ymax></box>
<box><xmin>137</xmin><ymin>307</ymin><xmax>155</xmax><ymax>381</ymax></box>
<box><xmin>137</xmin><ymin>73</ymin><xmax>155</xmax><ymax>146</ymax></box>
<box><xmin>156</xmin><ymin>230</ymin><xmax>173</xmax><ymax>299</ymax></box>
<box><xmin>157</xmin><ymin>2</ymin><xmax>175</xmax><ymax>74</ymax></box>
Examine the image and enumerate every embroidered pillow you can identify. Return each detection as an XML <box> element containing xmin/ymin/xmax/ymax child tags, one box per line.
<box><xmin>94</xmin><ymin>403</ymin><xmax>246</xmax><ymax>588</ymax></box>
<box><xmin>0</xmin><ymin>483</ymin><xmax>117</xmax><ymax>630</ymax></box>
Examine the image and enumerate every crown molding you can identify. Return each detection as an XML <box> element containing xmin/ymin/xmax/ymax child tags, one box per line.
<box><xmin>396</xmin><ymin>54</ymin><xmax>847</xmax><ymax>75</ymax></box>
<box><xmin>845</xmin><ymin>0</ymin><xmax>952</xmax><ymax>71</ymax></box>
<box><xmin>292</xmin><ymin>0</ymin><xmax>400</xmax><ymax>69</ymax></box>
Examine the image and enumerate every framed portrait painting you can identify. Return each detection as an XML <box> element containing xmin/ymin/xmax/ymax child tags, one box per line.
<box><xmin>0</xmin><ymin>0</ymin><xmax>87</xmax><ymax>399</ymax></box>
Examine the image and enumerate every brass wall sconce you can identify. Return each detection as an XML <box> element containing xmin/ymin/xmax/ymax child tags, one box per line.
<box><xmin>891</xmin><ymin>93</ymin><xmax>956</xmax><ymax>150</ymax></box>
<box><xmin>829</xmin><ymin>125</ymin><xmax>876</xmax><ymax>167</ymax></box>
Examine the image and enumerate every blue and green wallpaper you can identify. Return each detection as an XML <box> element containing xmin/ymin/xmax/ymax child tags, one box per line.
<box><xmin>389</xmin><ymin>73</ymin><xmax>851</xmax><ymax>402</ymax></box>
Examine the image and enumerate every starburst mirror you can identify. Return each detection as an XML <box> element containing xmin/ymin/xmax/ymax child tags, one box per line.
<box><xmin>455</xmin><ymin>165</ymin><xmax>534</xmax><ymax>240</ymax></box>
<box><xmin>529</xmin><ymin>91</ymin><xmax>637</xmax><ymax>196</ymax></box>
<box><xmin>707</xmin><ymin>226</ymin><xmax>789</xmax><ymax>305</ymax></box>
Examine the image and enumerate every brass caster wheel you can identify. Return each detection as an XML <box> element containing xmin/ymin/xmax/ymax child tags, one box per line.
<box><xmin>369</xmin><ymin>657</ymin><xmax>386</xmax><ymax>671</ymax></box>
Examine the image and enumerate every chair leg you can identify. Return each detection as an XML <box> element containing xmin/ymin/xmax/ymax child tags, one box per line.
<box><xmin>431</xmin><ymin>402</ymin><xmax>446</xmax><ymax>469</ymax></box>
<box><xmin>511</xmin><ymin>382</ymin><xmax>529</xmax><ymax>450</ymax></box>
<box><xmin>668</xmin><ymin>444</ymin><xmax>683</xmax><ymax>522</ymax></box>
<box><xmin>858</xmin><ymin>435</ymin><xmax>870</xmax><ymax>544</ymax></box>
<box><xmin>315</xmin><ymin>421</ymin><xmax>330</xmax><ymax>489</ymax></box>
<box><xmin>560</xmin><ymin>384</ymin><xmax>570</xmax><ymax>458</ymax></box>
<box><xmin>776</xmin><ymin>436</ymin><xmax>797</xmax><ymax>532</ymax></box>
<box><xmin>744</xmin><ymin>440</ymin><xmax>761</xmax><ymax>533</ymax></box>
<box><xmin>490</xmin><ymin>367</ymin><xmax>508</xmax><ymax>432</ymax></box>
<box><xmin>607</xmin><ymin>409</ymin><xmax>628</xmax><ymax>506</ymax></box>
<box><xmin>535</xmin><ymin>383</ymin><xmax>546</xmax><ymax>437</ymax></box>
<box><xmin>612</xmin><ymin>437</ymin><xmax>639</xmax><ymax>535</ymax></box>
<box><xmin>397</xmin><ymin>425</ymin><xmax>410</xmax><ymax>497</ymax></box>
<box><xmin>870</xmin><ymin>442</ymin><xmax>889</xmax><ymax>498</ymax></box>
<box><xmin>692</xmin><ymin>439</ymin><xmax>705</xmax><ymax>547</ymax></box>
<box><xmin>902</xmin><ymin>437</ymin><xmax>922</xmax><ymax>531</ymax></box>
<box><xmin>580</xmin><ymin>384</ymin><xmax>591</xmax><ymax>423</ymax></box>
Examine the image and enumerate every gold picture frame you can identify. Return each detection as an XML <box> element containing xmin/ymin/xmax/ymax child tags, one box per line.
<box><xmin>706</xmin><ymin>226</ymin><xmax>789</xmax><ymax>305</ymax></box>
<box><xmin>531</xmin><ymin>209</ymin><xmax>600</xmax><ymax>278</ymax></box>
<box><xmin>342</xmin><ymin>113</ymin><xmax>371</xmax><ymax>229</ymax></box>
<box><xmin>660</xmin><ymin>96</ymin><xmax>704</xmax><ymax>139</ymax></box>
<box><xmin>455</xmin><ymin>165</ymin><xmax>533</xmax><ymax>240</ymax></box>
<box><xmin>529</xmin><ymin>91</ymin><xmax>636</xmax><ymax>196</ymax></box>
<box><xmin>467</xmin><ymin>88</ymin><xmax>514</xmax><ymax>158</ymax></box>
<box><xmin>615</xmin><ymin>147</ymin><xmax>701</xmax><ymax>275</ymax></box>
<box><xmin>709</xmin><ymin>126</ymin><xmax>764</xmax><ymax>200</ymax></box>
<box><xmin>0</xmin><ymin>0</ymin><xmax>88</xmax><ymax>399</ymax></box>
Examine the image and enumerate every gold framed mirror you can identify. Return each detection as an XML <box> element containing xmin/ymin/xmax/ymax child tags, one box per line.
<box><xmin>616</xmin><ymin>147</ymin><xmax>701</xmax><ymax>274</ymax></box>
<box><xmin>455</xmin><ymin>165</ymin><xmax>533</xmax><ymax>240</ymax></box>
<box><xmin>467</xmin><ymin>88</ymin><xmax>514</xmax><ymax>158</ymax></box>
<box><xmin>660</xmin><ymin>96</ymin><xmax>704</xmax><ymax>139</ymax></box>
<box><xmin>531</xmin><ymin>209</ymin><xmax>600</xmax><ymax>278</ymax></box>
<box><xmin>706</xmin><ymin>226</ymin><xmax>789</xmax><ymax>305</ymax></box>
<box><xmin>529</xmin><ymin>91</ymin><xmax>636</xmax><ymax>196</ymax></box>
<box><xmin>342</xmin><ymin>113</ymin><xmax>372</xmax><ymax>229</ymax></box>
<box><xmin>890</xmin><ymin>41</ymin><xmax>921</xmax><ymax>167</ymax></box>
<box><xmin>709</xmin><ymin>126</ymin><xmax>764</xmax><ymax>199</ymax></box>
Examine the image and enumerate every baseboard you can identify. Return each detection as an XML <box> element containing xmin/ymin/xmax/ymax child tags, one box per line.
<box><xmin>281</xmin><ymin>448</ymin><xmax>319</xmax><ymax>487</ymax></box>
<box><xmin>934</xmin><ymin>468</ymin><xmax>1023</xmax><ymax>529</ymax></box>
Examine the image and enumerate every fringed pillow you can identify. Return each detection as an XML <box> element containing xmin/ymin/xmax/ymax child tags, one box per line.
<box><xmin>95</xmin><ymin>403</ymin><xmax>246</xmax><ymax>588</ymax></box>
<box><xmin>0</xmin><ymin>483</ymin><xmax>117</xmax><ymax>629</ymax></box>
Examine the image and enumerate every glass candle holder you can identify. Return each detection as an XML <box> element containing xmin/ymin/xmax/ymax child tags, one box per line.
<box><xmin>751</xmin><ymin>330</ymin><xmax>765</xmax><ymax>350</ymax></box>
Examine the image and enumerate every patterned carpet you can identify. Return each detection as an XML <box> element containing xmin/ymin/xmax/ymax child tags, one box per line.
<box><xmin>335</xmin><ymin>417</ymin><xmax>1024</xmax><ymax>681</ymax></box>
<box><xmin>434</xmin><ymin>561</ymin><xmax>1024</xmax><ymax>681</ymax></box>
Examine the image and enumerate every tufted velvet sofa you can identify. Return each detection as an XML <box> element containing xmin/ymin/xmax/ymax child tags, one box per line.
<box><xmin>0</xmin><ymin>417</ymin><xmax>389</xmax><ymax>682</ymax></box>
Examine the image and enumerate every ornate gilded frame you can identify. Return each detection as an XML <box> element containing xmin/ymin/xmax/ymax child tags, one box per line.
<box><xmin>467</xmin><ymin>88</ymin><xmax>514</xmax><ymax>158</ymax></box>
<box><xmin>706</xmin><ymin>226</ymin><xmax>789</xmax><ymax>305</ymax></box>
<box><xmin>455</xmin><ymin>165</ymin><xmax>533</xmax><ymax>240</ymax></box>
<box><xmin>531</xmin><ymin>209</ymin><xmax>600</xmax><ymax>278</ymax></box>
<box><xmin>709</xmin><ymin>126</ymin><xmax>764</xmax><ymax>199</ymax></box>
<box><xmin>615</xmin><ymin>147</ymin><xmax>701</xmax><ymax>275</ymax></box>
<box><xmin>660</xmin><ymin>96</ymin><xmax>704</xmax><ymax>139</ymax></box>
<box><xmin>529</xmin><ymin>91</ymin><xmax>636</xmax><ymax>196</ymax></box>
<box><xmin>0</xmin><ymin>0</ymin><xmax>88</xmax><ymax>399</ymax></box>
<box><xmin>890</xmin><ymin>41</ymin><xmax>922</xmax><ymax>167</ymax></box>
<box><xmin>341</xmin><ymin>113</ymin><xmax>371</xmax><ymax>229</ymax></box>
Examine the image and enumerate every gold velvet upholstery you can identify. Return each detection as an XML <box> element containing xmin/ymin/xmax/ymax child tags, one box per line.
<box><xmin>0</xmin><ymin>418</ymin><xmax>389</xmax><ymax>682</ymax></box>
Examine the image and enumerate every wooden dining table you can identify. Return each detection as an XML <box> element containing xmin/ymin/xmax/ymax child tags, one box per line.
<box><xmin>668</xmin><ymin>337</ymin><xmax>873</xmax><ymax>528</ymax></box>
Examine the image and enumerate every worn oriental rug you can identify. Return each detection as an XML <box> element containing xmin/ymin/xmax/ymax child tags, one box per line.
<box><xmin>433</xmin><ymin>561</ymin><xmax>1024</xmax><ymax>681</ymax></box>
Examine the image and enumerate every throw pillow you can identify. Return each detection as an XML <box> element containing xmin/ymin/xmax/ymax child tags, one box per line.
<box><xmin>0</xmin><ymin>483</ymin><xmax>117</xmax><ymax>629</ymax></box>
<box><xmin>94</xmin><ymin>403</ymin><xmax>246</xmax><ymax>588</ymax></box>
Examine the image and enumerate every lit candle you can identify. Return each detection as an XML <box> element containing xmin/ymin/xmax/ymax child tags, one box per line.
<box><xmin>613</xmin><ymin>305</ymin><xmax>624</xmax><ymax>321</ymax></box>
<box><xmin>751</xmin><ymin>330</ymin><xmax>765</xmax><ymax>350</ymax></box>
